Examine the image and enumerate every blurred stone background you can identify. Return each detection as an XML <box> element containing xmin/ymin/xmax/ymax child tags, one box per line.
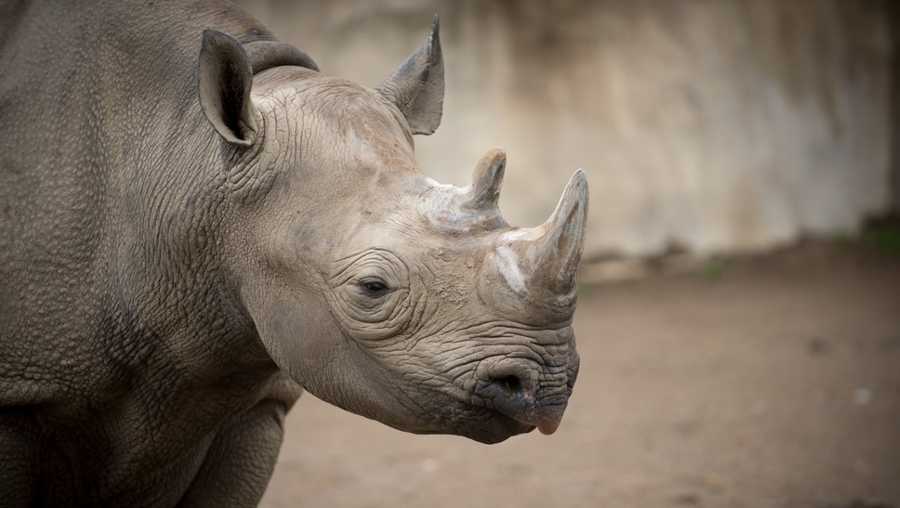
<box><xmin>239</xmin><ymin>0</ymin><xmax>896</xmax><ymax>258</ymax></box>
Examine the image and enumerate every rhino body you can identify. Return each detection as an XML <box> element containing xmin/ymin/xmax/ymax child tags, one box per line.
<box><xmin>0</xmin><ymin>1</ymin><xmax>587</xmax><ymax>506</ymax></box>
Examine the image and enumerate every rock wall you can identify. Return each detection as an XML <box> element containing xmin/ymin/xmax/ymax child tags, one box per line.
<box><xmin>238</xmin><ymin>0</ymin><xmax>894</xmax><ymax>257</ymax></box>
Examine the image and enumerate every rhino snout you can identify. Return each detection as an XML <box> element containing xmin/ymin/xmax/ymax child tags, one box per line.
<box><xmin>473</xmin><ymin>354</ymin><xmax>576</xmax><ymax>435</ymax></box>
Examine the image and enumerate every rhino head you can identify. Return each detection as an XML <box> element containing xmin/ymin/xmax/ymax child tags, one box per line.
<box><xmin>198</xmin><ymin>19</ymin><xmax>588</xmax><ymax>444</ymax></box>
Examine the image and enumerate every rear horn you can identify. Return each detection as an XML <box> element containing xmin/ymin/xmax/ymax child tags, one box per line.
<box><xmin>463</xmin><ymin>149</ymin><xmax>506</xmax><ymax>210</ymax></box>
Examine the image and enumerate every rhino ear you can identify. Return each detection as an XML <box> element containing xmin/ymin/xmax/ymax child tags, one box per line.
<box><xmin>198</xmin><ymin>30</ymin><xmax>258</xmax><ymax>146</ymax></box>
<box><xmin>377</xmin><ymin>16</ymin><xmax>444</xmax><ymax>136</ymax></box>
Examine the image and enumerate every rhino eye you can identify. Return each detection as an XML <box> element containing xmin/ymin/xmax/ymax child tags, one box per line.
<box><xmin>358</xmin><ymin>278</ymin><xmax>390</xmax><ymax>297</ymax></box>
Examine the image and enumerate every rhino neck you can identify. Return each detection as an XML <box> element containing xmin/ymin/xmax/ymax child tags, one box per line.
<box><xmin>0</xmin><ymin>0</ymin><xmax>298</xmax><ymax>416</ymax></box>
<box><xmin>245</xmin><ymin>40</ymin><xmax>319</xmax><ymax>74</ymax></box>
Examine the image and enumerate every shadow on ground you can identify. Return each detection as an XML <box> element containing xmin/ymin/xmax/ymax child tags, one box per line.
<box><xmin>261</xmin><ymin>240</ymin><xmax>900</xmax><ymax>508</ymax></box>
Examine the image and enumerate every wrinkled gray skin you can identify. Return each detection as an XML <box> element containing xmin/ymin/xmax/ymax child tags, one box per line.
<box><xmin>0</xmin><ymin>1</ymin><xmax>588</xmax><ymax>506</ymax></box>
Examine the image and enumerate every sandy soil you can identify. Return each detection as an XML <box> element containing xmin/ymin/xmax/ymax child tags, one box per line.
<box><xmin>260</xmin><ymin>242</ymin><xmax>900</xmax><ymax>508</ymax></box>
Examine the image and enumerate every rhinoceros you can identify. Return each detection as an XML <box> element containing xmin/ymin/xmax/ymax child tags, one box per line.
<box><xmin>0</xmin><ymin>0</ymin><xmax>588</xmax><ymax>506</ymax></box>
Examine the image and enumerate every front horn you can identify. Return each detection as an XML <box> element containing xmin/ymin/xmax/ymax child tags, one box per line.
<box><xmin>529</xmin><ymin>170</ymin><xmax>589</xmax><ymax>295</ymax></box>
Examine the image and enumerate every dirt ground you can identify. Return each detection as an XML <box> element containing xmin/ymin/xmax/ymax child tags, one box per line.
<box><xmin>260</xmin><ymin>241</ymin><xmax>900</xmax><ymax>508</ymax></box>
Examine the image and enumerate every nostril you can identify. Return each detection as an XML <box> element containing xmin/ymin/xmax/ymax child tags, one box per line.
<box><xmin>477</xmin><ymin>363</ymin><xmax>538</xmax><ymax>408</ymax></box>
<box><xmin>476</xmin><ymin>362</ymin><xmax>568</xmax><ymax>432</ymax></box>
<box><xmin>496</xmin><ymin>375</ymin><xmax>523</xmax><ymax>395</ymax></box>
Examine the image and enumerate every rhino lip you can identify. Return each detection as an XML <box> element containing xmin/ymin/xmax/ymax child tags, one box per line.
<box><xmin>466</xmin><ymin>383</ymin><xmax>567</xmax><ymax>436</ymax></box>
<box><xmin>511</xmin><ymin>408</ymin><xmax>564</xmax><ymax>435</ymax></box>
<box><xmin>464</xmin><ymin>392</ymin><xmax>566</xmax><ymax>438</ymax></box>
<box><xmin>537</xmin><ymin>417</ymin><xmax>561</xmax><ymax>435</ymax></box>
<box><xmin>486</xmin><ymin>410</ymin><xmax>537</xmax><ymax>439</ymax></box>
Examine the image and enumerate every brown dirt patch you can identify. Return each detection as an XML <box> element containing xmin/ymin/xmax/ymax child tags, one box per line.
<box><xmin>261</xmin><ymin>242</ymin><xmax>900</xmax><ymax>508</ymax></box>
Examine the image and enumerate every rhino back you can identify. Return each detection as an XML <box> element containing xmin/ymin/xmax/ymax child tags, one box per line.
<box><xmin>0</xmin><ymin>0</ymin><xmax>274</xmax><ymax>417</ymax></box>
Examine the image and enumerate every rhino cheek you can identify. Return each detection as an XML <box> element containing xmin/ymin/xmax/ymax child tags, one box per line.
<box><xmin>241</xmin><ymin>283</ymin><xmax>421</xmax><ymax>427</ymax></box>
<box><xmin>241</xmin><ymin>284</ymin><xmax>320</xmax><ymax>382</ymax></box>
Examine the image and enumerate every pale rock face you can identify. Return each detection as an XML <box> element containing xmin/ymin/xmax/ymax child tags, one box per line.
<box><xmin>243</xmin><ymin>0</ymin><xmax>895</xmax><ymax>256</ymax></box>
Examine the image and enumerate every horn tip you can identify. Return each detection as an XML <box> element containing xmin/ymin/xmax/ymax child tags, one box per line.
<box><xmin>426</xmin><ymin>14</ymin><xmax>442</xmax><ymax>62</ymax></box>
<box><xmin>570</xmin><ymin>168</ymin><xmax>589</xmax><ymax>197</ymax></box>
<box><xmin>430</xmin><ymin>14</ymin><xmax>441</xmax><ymax>42</ymax></box>
<box><xmin>488</xmin><ymin>147</ymin><xmax>506</xmax><ymax>160</ymax></box>
<box><xmin>483</xmin><ymin>149</ymin><xmax>507</xmax><ymax>180</ymax></box>
<box><xmin>466</xmin><ymin>149</ymin><xmax>507</xmax><ymax>209</ymax></box>
<box><xmin>544</xmin><ymin>169</ymin><xmax>588</xmax><ymax>225</ymax></box>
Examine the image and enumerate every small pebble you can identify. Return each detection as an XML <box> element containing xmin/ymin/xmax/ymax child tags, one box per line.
<box><xmin>853</xmin><ymin>388</ymin><xmax>872</xmax><ymax>405</ymax></box>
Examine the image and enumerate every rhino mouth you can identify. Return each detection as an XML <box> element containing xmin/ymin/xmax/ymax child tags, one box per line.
<box><xmin>436</xmin><ymin>406</ymin><xmax>537</xmax><ymax>445</ymax></box>
<box><xmin>443</xmin><ymin>391</ymin><xmax>565</xmax><ymax>444</ymax></box>
<box><xmin>399</xmin><ymin>387</ymin><xmax>538</xmax><ymax>444</ymax></box>
<box><xmin>475</xmin><ymin>410</ymin><xmax>537</xmax><ymax>444</ymax></box>
<box><xmin>410</xmin><ymin>365</ymin><xmax>573</xmax><ymax>443</ymax></box>
<box><xmin>469</xmin><ymin>394</ymin><xmax>568</xmax><ymax>437</ymax></box>
<box><xmin>462</xmin><ymin>359</ymin><xmax>572</xmax><ymax>437</ymax></box>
